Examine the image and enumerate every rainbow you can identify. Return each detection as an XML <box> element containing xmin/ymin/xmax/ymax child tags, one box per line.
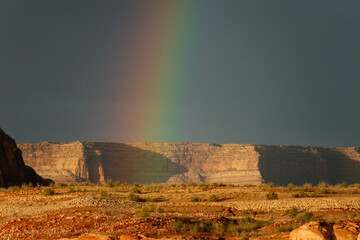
<box><xmin>108</xmin><ymin>1</ymin><xmax>201</xmax><ymax>142</ymax></box>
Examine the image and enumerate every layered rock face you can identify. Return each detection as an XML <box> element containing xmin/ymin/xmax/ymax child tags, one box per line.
<box><xmin>0</xmin><ymin>128</ymin><xmax>52</xmax><ymax>187</ymax></box>
<box><xmin>18</xmin><ymin>142</ymin><xmax>360</xmax><ymax>185</ymax></box>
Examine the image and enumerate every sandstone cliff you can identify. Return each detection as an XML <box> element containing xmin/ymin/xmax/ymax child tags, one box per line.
<box><xmin>0</xmin><ymin>128</ymin><xmax>52</xmax><ymax>187</ymax></box>
<box><xmin>18</xmin><ymin>142</ymin><xmax>360</xmax><ymax>185</ymax></box>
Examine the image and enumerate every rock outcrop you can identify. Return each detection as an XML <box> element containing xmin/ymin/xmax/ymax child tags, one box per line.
<box><xmin>290</xmin><ymin>221</ymin><xmax>333</xmax><ymax>240</ymax></box>
<box><xmin>18</xmin><ymin>142</ymin><xmax>360</xmax><ymax>185</ymax></box>
<box><xmin>290</xmin><ymin>221</ymin><xmax>360</xmax><ymax>240</ymax></box>
<box><xmin>0</xmin><ymin>128</ymin><xmax>52</xmax><ymax>187</ymax></box>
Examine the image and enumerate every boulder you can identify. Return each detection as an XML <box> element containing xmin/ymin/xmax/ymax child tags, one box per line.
<box><xmin>290</xmin><ymin>221</ymin><xmax>333</xmax><ymax>240</ymax></box>
<box><xmin>0</xmin><ymin>127</ymin><xmax>52</xmax><ymax>187</ymax></box>
<box><xmin>332</xmin><ymin>221</ymin><xmax>360</xmax><ymax>240</ymax></box>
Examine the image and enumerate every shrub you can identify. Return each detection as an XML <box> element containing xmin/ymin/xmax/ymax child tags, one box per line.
<box><xmin>56</xmin><ymin>182</ymin><xmax>67</xmax><ymax>187</ymax></box>
<box><xmin>7</xmin><ymin>186</ymin><xmax>21</xmax><ymax>192</ymax></box>
<box><xmin>237</xmin><ymin>217</ymin><xmax>262</xmax><ymax>232</ymax></box>
<box><xmin>317</xmin><ymin>181</ymin><xmax>329</xmax><ymax>188</ymax></box>
<box><xmin>340</xmin><ymin>181</ymin><xmax>349</xmax><ymax>188</ymax></box>
<box><xmin>277</xmin><ymin>224</ymin><xmax>299</xmax><ymax>233</ymax></box>
<box><xmin>198</xmin><ymin>183</ymin><xmax>208</xmax><ymax>191</ymax></box>
<box><xmin>208</xmin><ymin>194</ymin><xmax>219</xmax><ymax>202</ymax></box>
<box><xmin>212</xmin><ymin>222</ymin><xmax>226</xmax><ymax>236</ymax></box>
<box><xmin>298</xmin><ymin>211</ymin><xmax>316</xmax><ymax>222</ymax></box>
<box><xmin>144</xmin><ymin>197</ymin><xmax>157</xmax><ymax>202</ymax></box>
<box><xmin>67</xmin><ymin>186</ymin><xmax>76</xmax><ymax>193</ymax></box>
<box><xmin>22</xmin><ymin>183</ymin><xmax>34</xmax><ymax>190</ymax></box>
<box><xmin>320</xmin><ymin>188</ymin><xmax>331</xmax><ymax>194</ymax></box>
<box><xmin>131</xmin><ymin>186</ymin><xmax>142</xmax><ymax>194</ymax></box>
<box><xmin>127</xmin><ymin>193</ymin><xmax>143</xmax><ymax>202</ymax></box>
<box><xmin>106</xmin><ymin>179</ymin><xmax>115</xmax><ymax>188</ymax></box>
<box><xmin>135</xmin><ymin>207</ymin><xmax>150</xmax><ymax>217</ymax></box>
<box><xmin>286</xmin><ymin>207</ymin><xmax>299</xmax><ymax>219</ymax></box>
<box><xmin>292</xmin><ymin>190</ymin><xmax>308</xmax><ymax>198</ymax></box>
<box><xmin>286</xmin><ymin>183</ymin><xmax>296</xmax><ymax>191</ymax></box>
<box><xmin>171</xmin><ymin>219</ymin><xmax>184</xmax><ymax>232</ymax></box>
<box><xmin>302</xmin><ymin>183</ymin><xmax>313</xmax><ymax>192</ymax></box>
<box><xmin>190</xmin><ymin>197</ymin><xmax>202</xmax><ymax>202</ymax></box>
<box><xmin>265</xmin><ymin>191</ymin><xmax>278</xmax><ymax>200</ymax></box>
<box><xmin>349</xmin><ymin>213</ymin><xmax>357</xmax><ymax>219</ymax></box>
<box><xmin>157</xmin><ymin>207</ymin><xmax>165</xmax><ymax>213</ymax></box>
<box><xmin>43</xmin><ymin>188</ymin><xmax>55</xmax><ymax>196</ymax></box>
<box><xmin>99</xmin><ymin>189</ymin><xmax>108</xmax><ymax>198</ymax></box>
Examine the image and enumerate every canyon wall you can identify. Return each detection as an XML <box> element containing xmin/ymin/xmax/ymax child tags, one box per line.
<box><xmin>18</xmin><ymin>142</ymin><xmax>360</xmax><ymax>185</ymax></box>
<box><xmin>0</xmin><ymin>128</ymin><xmax>52</xmax><ymax>187</ymax></box>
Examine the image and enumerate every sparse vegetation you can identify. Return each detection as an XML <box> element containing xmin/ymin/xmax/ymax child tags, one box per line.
<box><xmin>190</xmin><ymin>196</ymin><xmax>202</xmax><ymax>202</ymax></box>
<box><xmin>131</xmin><ymin>186</ymin><xmax>141</xmax><ymax>194</ymax></box>
<box><xmin>67</xmin><ymin>186</ymin><xmax>76</xmax><ymax>193</ymax></box>
<box><xmin>127</xmin><ymin>193</ymin><xmax>143</xmax><ymax>202</ymax></box>
<box><xmin>208</xmin><ymin>194</ymin><xmax>219</xmax><ymax>202</ymax></box>
<box><xmin>302</xmin><ymin>183</ymin><xmax>314</xmax><ymax>192</ymax></box>
<box><xmin>349</xmin><ymin>212</ymin><xmax>357</xmax><ymax>219</ymax></box>
<box><xmin>265</xmin><ymin>191</ymin><xmax>278</xmax><ymax>200</ymax></box>
<box><xmin>276</xmin><ymin>223</ymin><xmax>300</xmax><ymax>233</ymax></box>
<box><xmin>298</xmin><ymin>211</ymin><xmax>316</xmax><ymax>222</ymax></box>
<box><xmin>170</xmin><ymin>217</ymin><xmax>263</xmax><ymax>236</ymax></box>
<box><xmin>286</xmin><ymin>207</ymin><xmax>299</xmax><ymax>219</ymax></box>
<box><xmin>135</xmin><ymin>207</ymin><xmax>150</xmax><ymax>217</ymax></box>
<box><xmin>56</xmin><ymin>182</ymin><xmax>67</xmax><ymax>187</ymax></box>
<box><xmin>99</xmin><ymin>189</ymin><xmax>108</xmax><ymax>198</ymax></box>
<box><xmin>292</xmin><ymin>190</ymin><xmax>308</xmax><ymax>198</ymax></box>
<box><xmin>43</xmin><ymin>188</ymin><xmax>55</xmax><ymax>196</ymax></box>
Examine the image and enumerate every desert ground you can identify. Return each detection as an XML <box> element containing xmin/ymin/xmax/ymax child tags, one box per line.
<box><xmin>0</xmin><ymin>182</ymin><xmax>359</xmax><ymax>240</ymax></box>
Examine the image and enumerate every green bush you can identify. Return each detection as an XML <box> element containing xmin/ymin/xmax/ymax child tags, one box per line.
<box><xmin>43</xmin><ymin>188</ymin><xmax>55</xmax><ymax>196</ymax></box>
<box><xmin>349</xmin><ymin>213</ymin><xmax>357</xmax><ymax>219</ymax></box>
<box><xmin>169</xmin><ymin>217</ymin><xmax>263</xmax><ymax>236</ymax></box>
<box><xmin>208</xmin><ymin>194</ymin><xmax>219</xmax><ymax>202</ymax></box>
<box><xmin>99</xmin><ymin>189</ymin><xmax>108</xmax><ymax>198</ymax></box>
<box><xmin>131</xmin><ymin>186</ymin><xmax>142</xmax><ymax>194</ymax></box>
<box><xmin>298</xmin><ymin>211</ymin><xmax>316</xmax><ymax>222</ymax></box>
<box><xmin>340</xmin><ymin>181</ymin><xmax>349</xmax><ymax>188</ymax></box>
<box><xmin>302</xmin><ymin>183</ymin><xmax>314</xmax><ymax>192</ymax></box>
<box><xmin>320</xmin><ymin>188</ymin><xmax>331</xmax><ymax>194</ymax></box>
<box><xmin>56</xmin><ymin>182</ymin><xmax>67</xmax><ymax>187</ymax></box>
<box><xmin>67</xmin><ymin>186</ymin><xmax>76</xmax><ymax>193</ymax></box>
<box><xmin>276</xmin><ymin>224</ymin><xmax>299</xmax><ymax>233</ymax></box>
<box><xmin>286</xmin><ymin>207</ymin><xmax>299</xmax><ymax>219</ymax></box>
<box><xmin>170</xmin><ymin>219</ymin><xmax>184</xmax><ymax>232</ymax></box>
<box><xmin>135</xmin><ymin>207</ymin><xmax>150</xmax><ymax>217</ymax></box>
<box><xmin>190</xmin><ymin>197</ymin><xmax>202</xmax><ymax>202</ymax></box>
<box><xmin>106</xmin><ymin>179</ymin><xmax>115</xmax><ymax>188</ymax></box>
<box><xmin>198</xmin><ymin>183</ymin><xmax>208</xmax><ymax>191</ymax></box>
<box><xmin>292</xmin><ymin>190</ymin><xmax>308</xmax><ymax>198</ymax></box>
<box><xmin>127</xmin><ymin>193</ymin><xmax>142</xmax><ymax>202</ymax></box>
<box><xmin>7</xmin><ymin>186</ymin><xmax>21</xmax><ymax>192</ymax></box>
<box><xmin>317</xmin><ymin>181</ymin><xmax>329</xmax><ymax>188</ymax></box>
<box><xmin>265</xmin><ymin>191</ymin><xmax>278</xmax><ymax>200</ymax></box>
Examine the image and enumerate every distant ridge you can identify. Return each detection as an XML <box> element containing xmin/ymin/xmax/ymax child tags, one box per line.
<box><xmin>18</xmin><ymin>141</ymin><xmax>360</xmax><ymax>185</ymax></box>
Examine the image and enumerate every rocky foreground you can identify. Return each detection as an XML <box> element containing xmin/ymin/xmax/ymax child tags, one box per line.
<box><xmin>19</xmin><ymin>142</ymin><xmax>360</xmax><ymax>186</ymax></box>
<box><xmin>0</xmin><ymin>183</ymin><xmax>360</xmax><ymax>239</ymax></box>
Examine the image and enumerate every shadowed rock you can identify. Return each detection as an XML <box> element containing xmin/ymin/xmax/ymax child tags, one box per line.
<box><xmin>0</xmin><ymin>128</ymin><xmax>52</xmax><ymax>187</ymax></box>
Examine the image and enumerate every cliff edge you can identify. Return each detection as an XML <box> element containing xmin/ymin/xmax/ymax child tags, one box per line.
<box><xmin>18</xmin><ymin>142</ymin><xmax>360</xmax><ymax>185</ymax></box>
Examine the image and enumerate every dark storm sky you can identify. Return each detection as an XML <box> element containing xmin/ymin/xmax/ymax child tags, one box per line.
<box><xmin>1</xmin><ymin>0</ymin><xmax>360</xmax><ymax>147</ymax></box>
